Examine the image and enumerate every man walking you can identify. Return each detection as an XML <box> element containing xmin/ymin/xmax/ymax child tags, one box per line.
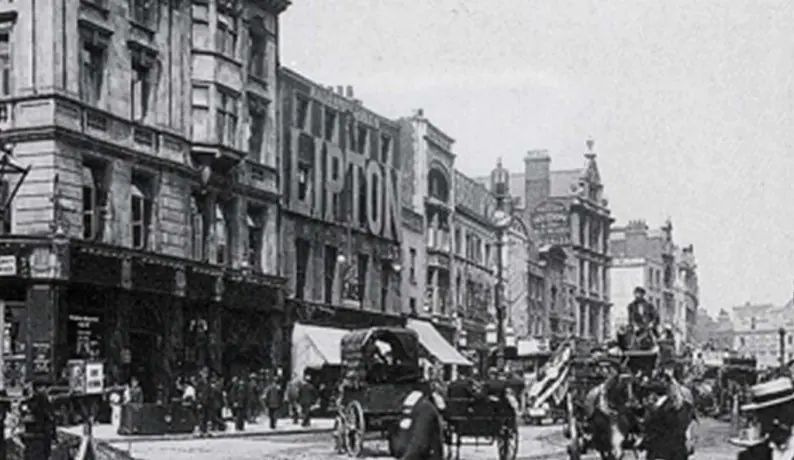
<box><xmin>264</xmin><ymin>377</ymin><xmax>282</xmax><ymax>430</ymax></box>
<box><xmin>286</xmin><ymin>372</ymin><xmax>301</xmax><ymax>424</ymax></box>
<box><xmin>298</xmin><ymin>374</ymin><xmax>318</xmax><ymax>427</ymax></box>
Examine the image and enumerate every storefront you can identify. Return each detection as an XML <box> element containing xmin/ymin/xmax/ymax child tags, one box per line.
<box><xmin>0</xmin><ymin>236</ymin><xmax>286</xmax><ymax>399</ymax></box>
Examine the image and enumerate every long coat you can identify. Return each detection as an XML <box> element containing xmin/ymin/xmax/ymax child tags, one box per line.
<box><xmin>737</xmin><ymin>443</ymin><xmax>772</xmax><ymax>460</ymax></box>
<box><xmin>398</xmin><ymin>395</ymin><xmax>444</xmax><ymax>460</ymax></box>
<box><xmin>628</xmin><ymin>299</ymin><xmax>659</xmax><ymax>331</ymax></box>
<box><xmin>643</xmin><ymin>394</ymin><xmax>694</xmax><ymax>460</ymax></box>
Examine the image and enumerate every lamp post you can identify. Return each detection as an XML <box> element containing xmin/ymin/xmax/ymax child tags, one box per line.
<box><xmin>490</xmin><ymin>158</ymin><xmax>515</xmax><ymax>374</ymax></box>
<box><xmin>779</xmin><ymin>327</ymin><xmax>786</xmax><ymax>367</ymax></box>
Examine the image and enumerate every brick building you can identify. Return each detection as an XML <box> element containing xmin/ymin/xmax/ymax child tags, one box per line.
<box><xmin>0</xmin><ymin>0</ymin><xmax>290</xmax><ymax>395</ymax></box>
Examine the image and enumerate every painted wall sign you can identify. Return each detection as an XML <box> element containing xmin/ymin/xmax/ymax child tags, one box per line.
<box><xmin>287</xmin><ymin>128</ymin><xmax>401</xmax><ymax>242</ymax></box>
<box><xmin>32</xmin><ymin>341</ymin><xmax>51</xmax><ymax>376</ymax></box>
<box><xmin>531</xmin><ymin>202</ymin><xmax>570</xmax><ymax>245</ymax></box>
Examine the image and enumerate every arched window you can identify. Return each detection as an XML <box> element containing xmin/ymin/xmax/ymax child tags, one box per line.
<box><xmin>427</xmin><ymin>168</ymin><xmax>449</xmax><ymax>202</ymax></box>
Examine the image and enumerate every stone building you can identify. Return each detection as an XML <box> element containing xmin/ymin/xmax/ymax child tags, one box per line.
<box><xmin>733</xmin><ymin>301</ymin><xmax>794</xmax><ymax>369</ymax></box>
<box><xmin>694</xmin><ymin>308</ymin><xmax>734</xmax><ymax>350</ymax></box>
<box><xmin>0</xmin><ymin>0</ymin><xmax>290</xmax><ymax>395</ymax></box>
<box><xmin>397</xmin><ymin>110</ymin><xmax>472</xmax><ymax>377</ymax></box>
<box><xmin>452</xmin><ymin>170</ymin><xmax>497</xmax><ymax>366</ymax></box>
<box><xmin>522</xmin><ymin>141</ymin><xmax>613</xmax><ymax>343</ymax></box>
<box><xmin>278</xmin><ymin>70</ymin><xmax>407</xmax><ymax>378</ymax></box>
<box><xmin>609</xmin><ymin>219</ymin><xmax>699</xmax><ymax>347</ymax></box>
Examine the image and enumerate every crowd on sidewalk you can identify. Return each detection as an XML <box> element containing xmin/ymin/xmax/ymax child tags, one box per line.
<box><xmin>114</xmin><ymin>367</ymin><xmax>320</xmax><ymax>436</ymax></box>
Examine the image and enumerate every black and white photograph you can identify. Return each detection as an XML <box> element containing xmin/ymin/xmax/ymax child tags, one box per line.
<box><xmin>0</xmin><ymin>0</ymin><xmax>789</xmax><ymax>459</ymax></box>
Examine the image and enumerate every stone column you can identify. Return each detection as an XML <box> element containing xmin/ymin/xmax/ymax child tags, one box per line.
<box><xmin>430</xmin><ymin>269</ymin><xmax>439</xmax><ymax>315</ymax></box>
<box><xmin>108</xmin><ymin>291</ymin><xmax>132</xmax><ymax>385</ymax></box>
<box><xmin>208</xmin><ymin>301</ymin><xmax>223</xmax><ymax>377</ymax></box>
<box><xmin>205</xmin><ymin>192</ymin><xmax>218</xmax><ymax>263</ymax></box>
<box><xmin>582</xmin><ymin>301</ymin><xmax>591</xmax><ymax>340</ymax></box>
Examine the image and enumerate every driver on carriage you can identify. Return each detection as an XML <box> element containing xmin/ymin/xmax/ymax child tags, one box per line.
<box><xmin>625</xmin><ymin>286</ymin><xmax>660</xmax><ymax>347</ymax></box>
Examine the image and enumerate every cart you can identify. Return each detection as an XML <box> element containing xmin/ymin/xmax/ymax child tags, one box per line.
<box><xmin>337</xmin><ymin>327</ymin><xmax>430</xmax><ymax>457</ymax></box>
<box><xmin>443</xmin><ymin>377</ymin><xmax>522</xmax><ymax>460</ymax></box>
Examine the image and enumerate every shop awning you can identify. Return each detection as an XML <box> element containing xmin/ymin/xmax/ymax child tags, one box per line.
<box><xmin>291</xmin><ymin>323</ymin><xmax>350</xmax><ymax>378</ymax></box>
<box><xmin>407</xmin><ymin>319</ymin><xmax>472</xmax><ymax>367</ymax></box>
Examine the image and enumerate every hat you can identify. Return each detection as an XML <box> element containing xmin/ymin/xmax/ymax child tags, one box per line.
<box><xmin>740</xmin><ymin>377</ymin><xmax>794</xmax><ymax>411</ymax></box>
<box><xmin>729</xmin><ymin>423</ymin><xmax>768</xmax><ymax>448</ymax></box>
<box><xmin>634</xmin><ymin>286</ymin><xmax>646</xmax><ymax>294</ymax></box>
<box><xmin>597</xmin><ymin>355</ymin><xmax>624</xmax><ymax>369</ymax></box>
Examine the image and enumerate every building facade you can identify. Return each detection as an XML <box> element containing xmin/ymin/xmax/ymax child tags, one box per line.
<box><xmin>733</xmin><ymin>301</ymin><xmax>794</xmax><ymax>369</ymax></box>
<box><xmin>277</xmin><ymin>70</ymin><xmax>405</xmax><ymax>365</ymax></box>
<box><xmin>694</xmin><ymin>308</ymin><xmax>734</xmax><ymax>350</ymax></box>
<box><xmin>401</xmin><ymin>205</ymin><xmax>425</xmax><ymax>318</ymax></box>
<box><xmin>398</xmin><ymin>110</ymin><xmax>457</xmax><ymax>340</ymax></box>
<box><xmin>452</xmin><ymin>170</ymin><xmax>496</xmax><ymax>364</ymax></box>
<box><xmin>522</xmin><ymin>142</ymin><xmax>613</xmax><ymax>343</ymax></box>
<box><xmin>609</xmin><ymin>220</ymin><xmax>699</xmax><ymax>347</ymax></box>
<box><xmin>0</xmin><ymin>0</ymin><xmax>291</xmax><ymax>395</ymax></box>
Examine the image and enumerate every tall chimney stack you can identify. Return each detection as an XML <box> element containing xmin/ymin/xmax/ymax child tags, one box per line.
<box><xmin>345</xmin><ymin>85</ymin><xmax>354</xmax><ymax>98</ymax></box>
<box><xmin>336</xmin><ymin>86</ymin><xmax>344</xmax><ymax>96</ymax></box>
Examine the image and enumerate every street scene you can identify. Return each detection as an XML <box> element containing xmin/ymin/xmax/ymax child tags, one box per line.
<box><xmin>0</xmin><ymin>0</ymin><xmax>789</xmax><ymax>460</ymax></box>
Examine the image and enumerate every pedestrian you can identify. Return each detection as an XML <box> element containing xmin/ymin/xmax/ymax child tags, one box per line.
<box><xmin>732</xmin><ymin>377</ymin><xmax>794</xmax><ymax>460</ymax></box>
<box><xmin>210</xmin><ymin>375</ymin><xmax>226</xmax><ymax>431</ymax></box>
<box><xmin>286</xmin><ymin>372</ymin><xmax>301</xmax><ymax>424</ymax></box>
<box><xmin>195</xmin><ymin>368</ymin><xmax>212</xmax><ymax>436</ymax></box>
<box><xmin>394</xmin><ymin>388</ymin><xmax>444</xmax><ymax>460</ymax></box>
<box><xmin>298</xmin><ymin>374</ymin><xmax>318</xmax><ymax>427</ymax></box>
<box><xmin>229</xmin><ymin>375</ymin><xmax>249</xmax><ymax>431</ymax></box>
<box><xmin>247</xmin><ymin>372</ymin><xmax>260</xmax><ymax>423</ymax></box>
<box><xmin>264</xmin><ymin>377</ymin><xmax>282</xmax><ymax>430</ymax></box>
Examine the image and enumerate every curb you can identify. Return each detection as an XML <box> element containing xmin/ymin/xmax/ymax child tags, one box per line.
<box><xmin>61</xmin><ymin>426</ymin><xmax>335</xmax><ymax>444</ymax></box>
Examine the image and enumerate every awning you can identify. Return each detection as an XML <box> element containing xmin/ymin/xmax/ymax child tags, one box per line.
<box><xmin>291</xmin><ymin>323</ymin><xmax>349</xmax><ymax>378</ymax></box>
<box><xmin>407</xmin><ymin>319</ymin><xmax>472</xmax><ymax>366</ymax></box>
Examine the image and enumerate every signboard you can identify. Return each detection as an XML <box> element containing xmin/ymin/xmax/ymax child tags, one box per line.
<box><xmin>0</xmin><ymin>255</ymin><xmax>16</xmax><ymax>276</ymax></box>
<box><xmin>31</xmin><ymin>341</ymin><xmax>51</xmax><ymax>377</ymax></box>
<box><xmin>68</xmin><ymin>314</ymin><xmax>102</xmax><ymax>358</ymax></box>
<box><xmin>531</xmin><ymin>202</ymin><xmax>570</xmax><ymax>245</ymax></box>
<box><xmin>68</xmin><ymin>360</ymin><xmax>104</xmax><ymax>395</ymax></box>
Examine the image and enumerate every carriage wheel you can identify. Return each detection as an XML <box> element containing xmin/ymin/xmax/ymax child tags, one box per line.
<box><xmin>343</xmin><ymin>401</ymin><xmax>365</xmax><ymax>458</ymax></box>
<box><xmin>497</xmin><ymin>418</ymin><xmax>518</xmax><ymax>460</ymax></box>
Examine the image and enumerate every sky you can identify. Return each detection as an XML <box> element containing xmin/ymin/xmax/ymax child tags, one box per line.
<box><xmin>280</xmin><ymin>0</ymin><xmax>794</xmax><ymax>317</ymax></box>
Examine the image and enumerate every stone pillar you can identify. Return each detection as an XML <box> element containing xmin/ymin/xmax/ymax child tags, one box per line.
<box><xmin>108</xmin><ymin>292</ymin><xmax>132</xmax><ymax>385</ymax></box>
<box><xmin>162</xmin><ymin>299</ymin><xmax>184</xmax><ymax>398</ymax></box>
<box><xmin>208</xmin><ymin>302</ymin><xmax>223</xmax><ymax>377</ymax></box>
<box><xmin>25</xmin><ymin>284</ymin><xmax>60</xmax><ymax>384</ymax></box>
<box><xmin>430</xmin><ymin>269</ymin><xmax>439</xmax><ymax>315</ymax></box>
<box><xmin>109</xmin><ymin>159</ymin><xmax>133</xmax><ymax>247</ymax></box>
<box><xmin>582</xmin><ymin>302</ymin><xmax>591</xmax><ymax>340</ymax></box>
<box><xmin>263</xmin><ymin>204</ymin><xmax>278</xmax><ymax>274</ymax></box>
<box><xmin>204</xmin><ymin>192</ymin><xmax>219</xmax><ymax>264</ymax></box>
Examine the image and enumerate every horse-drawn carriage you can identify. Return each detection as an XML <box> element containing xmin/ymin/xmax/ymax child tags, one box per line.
<box><xmin>564</xmin><ymin>336</ymin><xmax>694</xmax><ymax>460</ymax></box>
<box><xmin>336</xmin><ymin>326</ymin><xmax>521</xmax><ymax>460</ymax></box>
<box><xmin>337</xmin><ymin>327</ymin><xmax>430</xmax><ymax>457</ymax></box>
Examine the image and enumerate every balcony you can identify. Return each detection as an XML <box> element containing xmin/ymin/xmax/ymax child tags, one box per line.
<box><xmin>426</xmin><ymin>228</ymin><xmax>451</xmax><ymax>254</ymax></box>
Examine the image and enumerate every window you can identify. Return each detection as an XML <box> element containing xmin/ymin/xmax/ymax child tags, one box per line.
<box><xmin>356</xmin><ymin>124</ymin><xmax>368</xmax><ymax>154</ymax></box>
<box><xmin>295</xmin><ymin>96</ymin><xmax>309</xmax><ymax>131</ymax></box>
<box><xmin>357</xmin><ymin>254</ymin><xmax>369</xmax><ymax>305</ymax></box>
<box><xmin>380</xmin><ymin>134</ymin><xmax>391</xmax><ymax>163</ymax></box>
<box><xmin>297</xmin><ymin>162</ymin><xmax>312</xmax><ymax>202</ymax></box>
<box><xmin>216</xmin><ymin>89</ymin><xmax>238</xmax><ymax>147</ymax></box>
<box><xmin>323</xmin><ymin>245</ymin><xmax>338</xmax><ymax>304</ymax></box>
<box><xmin>409</xmin><ymin>248</ymin><xmax>416</xmax><ymax>282</ymax></box>
<box><xmin>0</xmin><ymin>31</ymin><xmax>10</xmax><ymax>96</ymax></box>
<box><xmin>190</xmin><ymin>193</ymin><xmax>205</xmax><ymax>261</ymax></box>
<box><xmin>214</xmin><ymin>203</ymin><xmax>230</xmax><ymax>265</ymax></box>
<box><xmin>130</xmin><ymin>175</ymin><xmax>153</xmax><ymax>250</ymax></box>
<box><xmin>409</xmin><ymin>297</ymin><xmax>417</xmax><ymax>315</ymax></box>
<box><xmin>79</xmin><ymin>29</ymin><xmax>109</xmax><ymax>104</ymax></box>
<box><xmin>130</xmin><ymin>53</ymin><xmax>154</xmax><ymax>121</ymax></box>
<box><xmin>130</xmin><ymin>0</ymin><xmax>157</xmax><ymax>28</ymax></box>
<box><xmin>247</xmin><ymin>95</ymin><xmax>266</xmax><ymax>158</ymax></box>
<box><xmin>246</xmin><ymin>206</ymin><xmax>265</xmax><ymax>270</ymax></box>
<box><xmin>380</xmin><ymin>261</ymin><xmax>390</xmax><ymax>312</ymax></box>
<box><xmin>247</xmin><ymin>22</ymin><xmax>266</xmax><ymax>78</ymax></box>
<box><xmin>295</xmin><ymin>239</ymin><xmax>311</xmax><ymax>300</ymax></box>
<box><xmin>216</xmin><ymin>12</ymin><xmax>237</xmax><ymax>59</ymax></box>
<box><xmin>324</xmin><ymin>108</ymin><xmax>338</xmax><ymax>142</ymax></box>
<box><xmin>81</xmin><ymin>163</ymin><xmax>103</xmax><ymax>240</ymax></box>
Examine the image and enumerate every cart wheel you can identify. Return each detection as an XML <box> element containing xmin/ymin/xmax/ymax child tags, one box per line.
<box><xmin>343</xmin><ymin>401</ymin><xmax>365</xmax><ymax>458</ymax></box>
<box><xmin>497</xmin><ymin>418</ymin><xmax>518</xmax><ymax>460</ymax></box>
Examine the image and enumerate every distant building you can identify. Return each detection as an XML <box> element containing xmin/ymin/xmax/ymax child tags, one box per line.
<box><xmin>609</xmin><ymin>219</ymin><xmax>698</xmax><ymax>346</ymax></box>
<box><xmin>733</xmin><ymin>301</ymin><xmax>794</xmax><ymax>368</ymax></box>
<box><xmin>693</xmin><ymin>308</ymin><xmax>734</xmax><ymax>350</ymax></box>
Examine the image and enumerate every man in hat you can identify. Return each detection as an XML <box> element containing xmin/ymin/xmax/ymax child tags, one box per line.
<box><xmin>394</xmin><ymin>387</ymin><xmax>445</xmax><ymax>460</ymax></box>
<box><xmin>733</xmin><ymin>377</ymin><xmax>794</xmax><ymax>460</ymax></box>
<box><xmin>627</xmin><ymin>286</ymin><xmax>660</xmax><ymax>345</ymax></box>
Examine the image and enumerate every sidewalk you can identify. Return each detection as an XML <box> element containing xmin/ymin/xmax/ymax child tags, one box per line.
<box><xmin>60</xmin><ymin>417</ymin><xmax>335</xmax><ymax>443</ymax></box>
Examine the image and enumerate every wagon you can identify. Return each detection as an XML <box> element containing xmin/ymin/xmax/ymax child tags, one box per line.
<box><xmin>443</xmin><ymin>377</ymin><xmax>522</xmax><ymax>460</ymax></box>
<box><xmin>337</xmin><ymin>327</ymin><xmax>430</xmax><ymax>457</ymax></box>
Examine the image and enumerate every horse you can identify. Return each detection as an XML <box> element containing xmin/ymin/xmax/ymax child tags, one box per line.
<box><xmin>584</xmin><ymin>373</ymin><xmax>643</xmax><ymax>460</ymax></box>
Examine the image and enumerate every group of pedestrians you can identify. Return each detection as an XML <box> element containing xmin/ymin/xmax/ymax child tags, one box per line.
<box><xmin>175</xmin><ymin>367</ymin><xmax>318</xmax><ymax>435</ymax></box>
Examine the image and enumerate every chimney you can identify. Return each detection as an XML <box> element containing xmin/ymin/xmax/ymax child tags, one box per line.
<box><xmin>524</xmin><ymin>150</ymin><xmax>550</xmax><ymax>211</ymax></box>
<box><xmin>414</xmin><ymin>108</ymin><xmax>424</xmax><ymax>118</ymax></box>
<box><xmin>345</xmin><ymin>85</ymin><xmax>354</xmax><ymax>98</ymax></box>
<box><xmin>336</xmin><ymin>86</ymin><xmax>344</xmax><ymax>96</ymax></box>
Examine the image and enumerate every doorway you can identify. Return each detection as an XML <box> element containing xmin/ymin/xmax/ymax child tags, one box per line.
<box><xmin>128</xmin><ymin>329</ymin><xmax>159</xmax><ymax>403</ymax></box>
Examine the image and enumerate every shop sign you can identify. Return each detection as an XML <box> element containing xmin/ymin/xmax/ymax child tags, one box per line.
<box><xmin>0</xmin><ymin>255</ymin><xmax>16</xmax><ymax>276</ymax></box>
<box><xmin>31</xmin><ymin>341</ymin><xmax>51</xmax><ymax>377</ymax></box>
<box><xmin>531</xmin><ymin>201</ymin><xmax>570</xmax><ymax>245</ymax></box>
<box><xmin>69</xmin><ymin>314</ymin><xmax>102</xmax><ymax>358</ymax></box>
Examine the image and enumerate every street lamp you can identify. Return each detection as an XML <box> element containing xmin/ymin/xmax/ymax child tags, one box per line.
<box><xmin>779</xmin><ymin>327</ymin><xmax>786</xmax><ymax>367</ymax></box>
<box><xmin>490</xmin><ymin>157</ymin><xmax>515</xmax><ymax>373</ymax></box>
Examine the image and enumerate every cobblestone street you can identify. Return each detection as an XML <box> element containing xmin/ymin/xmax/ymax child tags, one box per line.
<box><xmin>105</xmin><ymin>418</ymin><xmax>743</xmax><ymax>459</ymax></box>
